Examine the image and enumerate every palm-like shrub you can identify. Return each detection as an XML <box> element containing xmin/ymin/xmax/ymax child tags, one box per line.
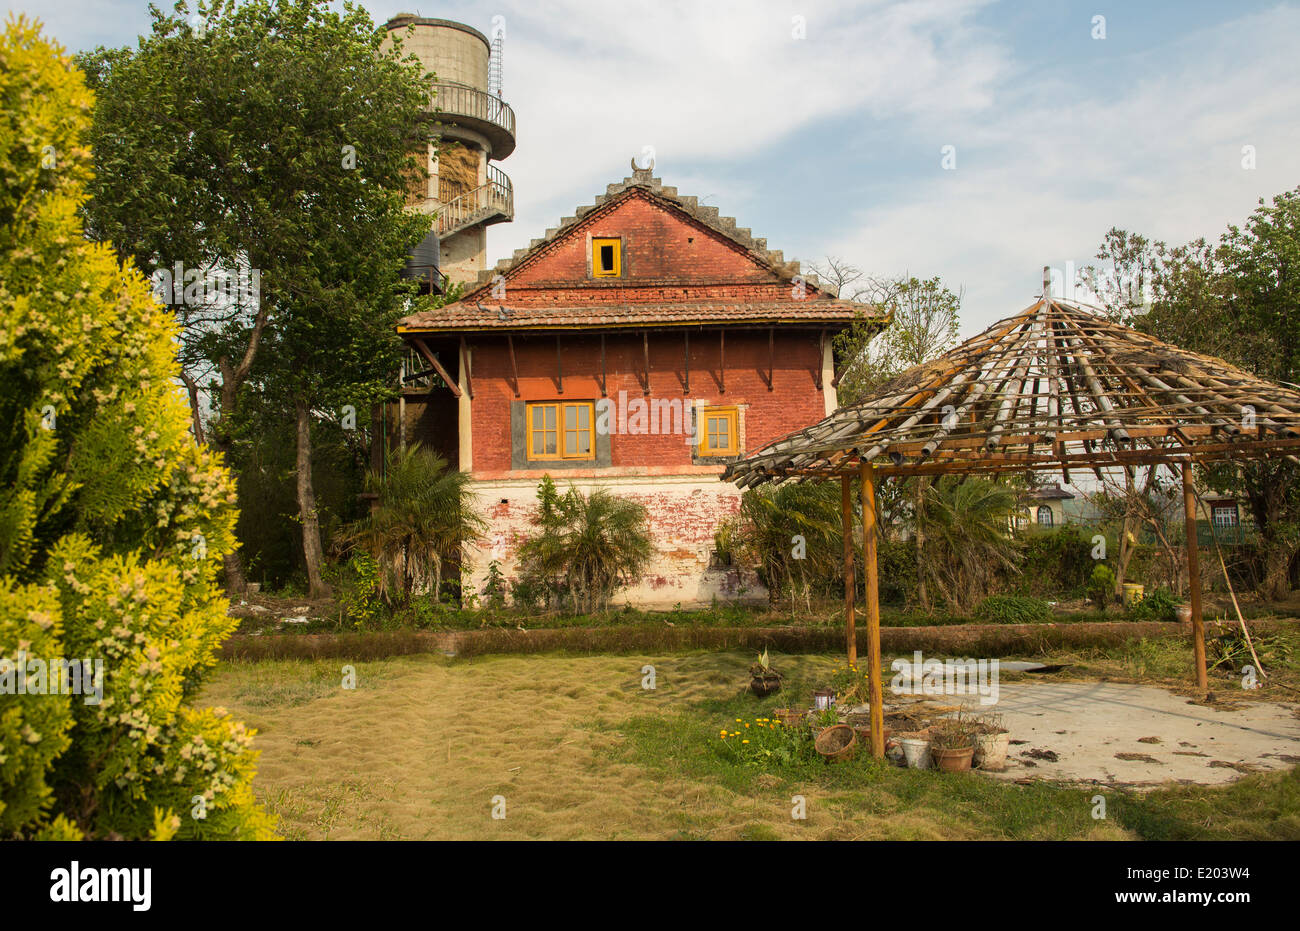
<box><xmin>916</xmin><ymin>477</ymin><xmax>1020</xmax><ymax>613</ymax></box>
<box><xmin>735</xmin><ymin>482</ymin><xmax>843</xmax><ymax>606</ymax></box>
<box><xmin>517</xmin><ymin>477</ymin><xmax>653</xmax><ymax>614</ymax></box>
<box><xmin>341</xmin><ymin>445</ymin><xmax>484</xmax><ymax>605</ymax></box>
<box><xmin>0</xmin><ymin>20</ymin><xmax>273</xmax><ymax>839</ymax></box>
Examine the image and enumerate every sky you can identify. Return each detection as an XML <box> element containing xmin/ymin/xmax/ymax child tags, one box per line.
<box><xmin>12</xmin><ymin>0</ymin><xmax>1300</xmax><ymax>335</ymax></box>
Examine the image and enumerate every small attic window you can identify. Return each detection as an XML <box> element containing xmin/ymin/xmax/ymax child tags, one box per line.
<box><xmin>592</xmin><ymin>238</ymin><xmax>621</xmax><ymax>277</ymax></box>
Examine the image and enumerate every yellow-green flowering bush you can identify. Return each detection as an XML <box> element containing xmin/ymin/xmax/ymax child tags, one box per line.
<box><xmin>0</xmin><ymin>17</ymin><xmax>274</xmax><ymax>839</ymax></box>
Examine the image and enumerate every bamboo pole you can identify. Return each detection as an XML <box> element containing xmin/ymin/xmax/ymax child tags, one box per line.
<box><xmin>841</xmin><ymin>475</ymin><xmax>856</xmax><ymax>667</ymax></box>
<box><xmin>860</xmin><ymin>461</ymin><xmax>884</xmax><ymax>758</ymax></box>
<box><xmin>1182</xmin><ymin>463</ymin><xmax>1210</xmax><ymax>699</ymax></box>
<box><xmin>1195</xmin><ymin>489</ymin><xmax>1267</xmax><ymax>683</ymax></box>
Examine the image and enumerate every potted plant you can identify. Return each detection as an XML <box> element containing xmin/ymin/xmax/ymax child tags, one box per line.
<box><xmin>929</xmin><ymin>715</ymin><xmax>977</xmax><ymax>772</ymax></box>
<box><xmin>971</xmin><ymin>712</ymin><xmax>1010</xmax><ymax>772</ymax></box>
<box><xmin>749</xmin><ymin>648</ymin><xmax>783</xmax><ymax>697</ymax></box>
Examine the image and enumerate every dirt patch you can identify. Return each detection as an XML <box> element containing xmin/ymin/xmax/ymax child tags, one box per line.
<box><xmin>1209</xmin><ymin>760</ymin><xmax>1263</xmax><ymax>774</ymax></box>
<box><xmin>1115</xmin><ymin>753</ymin><xmax>1162</xmax><ymax>764</ymax></box>
<box><xmin>942</xmin><ymin>680</ymin><xmax>1300</xmax><ymax>789</ymax></box>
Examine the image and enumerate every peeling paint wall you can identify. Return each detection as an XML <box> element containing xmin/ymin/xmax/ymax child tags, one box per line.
<box><xmin>465</xmin><ymin>474</ymin><xmax>767</xmax><ymax>608</ymax></box>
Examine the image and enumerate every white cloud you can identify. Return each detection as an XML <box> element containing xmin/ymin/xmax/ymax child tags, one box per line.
<box><xmin>478</xmin><ymin>0</ymin><xmax>1007</xmax><ymax>264</ymax></box>
<box><xmin>19</xmin><ymin>0</ymin><xmax>1298</xmax><ymax>338</ymax></box>
<box><xmin>822</xmin><ymin>4</ymin><xmax>1300</xmax><ymax>332</ymax></box>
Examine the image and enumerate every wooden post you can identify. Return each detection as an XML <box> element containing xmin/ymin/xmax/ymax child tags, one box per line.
<box><xmin>860</xmin><ymin>461</ymin><xmax>884</xmax><ymax>758</ymax></box>
<box><xmin>506</xmin><ymin>334</ymin><xmax>520</xmax><ymax>398</ymax></box>
<box><xmin>1183</xmin><ymin>463</ymin><xmax>1210</xmax><ymax>699</ymax></box>
<box><xmin>841</xmin><ymin>475</ymin><xmax>856</xmax><ymax>667</ymax></box>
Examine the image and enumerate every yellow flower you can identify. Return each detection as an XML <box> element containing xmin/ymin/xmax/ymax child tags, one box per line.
<box><xmin>742</xmin><ymin>740</ymin><xmax>749</xmax><ymax>744</ymax></box>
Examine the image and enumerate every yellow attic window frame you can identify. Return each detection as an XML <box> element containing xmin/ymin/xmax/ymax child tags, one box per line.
<box><xmin>592</xmin><ymin>238</ymin><xmax>621</xmax><ymax>277</ymax></box>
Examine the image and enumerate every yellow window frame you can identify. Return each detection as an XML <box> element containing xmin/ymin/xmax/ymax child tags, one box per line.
<box><xmin>526</xmin><ymin>401</ymin><xmax>596</xmax><ymax>461</ymax></box>
<box><xmin>592</xmin><ymin>238</ymin><xmax>621</xmax><ymax>277</ymax></box>
<box><xmin>699</xmin><ymin>406</ymin><xmax>739</xmax><ymax>456</ymax></box>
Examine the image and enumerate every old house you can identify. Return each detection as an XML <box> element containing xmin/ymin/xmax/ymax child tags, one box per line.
<box><xmin>392</xmin><ymin>162</ymin><xmax>885</xmax><ymax>606</ymax></box>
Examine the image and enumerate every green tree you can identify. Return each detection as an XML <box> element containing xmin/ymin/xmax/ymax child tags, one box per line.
<box><xmin>0</xmin><ymin>18</ymin><xmax>273</xmax><ymax>839</ymax></box>
<box><xmin>340</xmin><ymin>445</ymin><xmax>484</xmax><ymax>606</ymax></box>
<box><xmin>915</xmin><ymin>477</ymin><xmax>1021</xmax><ymax>614</ymax></box>
<box><xmin>517</xmin><ymin>478</ymin><xmax>654</xmax><ymax>614</ymax></box>
<box><xmin>734</xmin><ymin>482</ymin><xmax>843</xmax><ymax>608</ymax></box>
<box><xmin>78</xmin><ymin>0</ymin><xmax>437</xmax><ymax>596</ymax></box>
<box><xmin>830</xmin><ymin>272</ymin><xmax>962</xmax><ymax>404</ymax></box>
<box><xmin>1090</xmin><ymin>188</ymin><xmax>1300</xmax><ymax>599</ymax></box>
<box><xmin>827</xmin><ymin>270</ymin><xmax>963</xmax><ymax>608</ymax></box>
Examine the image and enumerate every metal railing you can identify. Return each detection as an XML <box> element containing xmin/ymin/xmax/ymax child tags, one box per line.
<box><xmin>432</xmin><ymin>82</ymin><xmax>516</xmax><ymax>140</ymax></box>
<box><xmin>435</xmin><ymin>164</ymin><xmax>513</xmax><ymax>236</ymax></box>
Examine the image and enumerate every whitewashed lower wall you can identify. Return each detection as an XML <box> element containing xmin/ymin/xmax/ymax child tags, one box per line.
<box><xmin>462</xmin><ymin>473</ymin><xmax>767</xmax><ymax>608</ymax></box>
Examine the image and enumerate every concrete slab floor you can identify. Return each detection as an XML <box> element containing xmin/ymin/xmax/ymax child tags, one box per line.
<box><xmin>906</xmin><ymin>679</ymin><xmax>1300</xmax><ymax>788</ymax></box>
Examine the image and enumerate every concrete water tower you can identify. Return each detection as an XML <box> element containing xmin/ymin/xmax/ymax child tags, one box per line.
<box><xmin>384</xmin><ymin>14</ymin><xmax>516</xmax><ymax>288</ymax></box>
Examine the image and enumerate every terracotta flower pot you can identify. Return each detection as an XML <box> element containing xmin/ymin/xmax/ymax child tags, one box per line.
<box><xmin>851</xmin><ymin>724</ymin><xmax>891</xmax><ymax>747</ymax></box>
<box><xmin>773</xmin><ymin>707</ymin><xmax>807</xmax><ymax>727</ymax></box>
<box><xmin>931</xmin><ymin>746</ymin><xmax>975</xmax><ymax>772</ymax></box>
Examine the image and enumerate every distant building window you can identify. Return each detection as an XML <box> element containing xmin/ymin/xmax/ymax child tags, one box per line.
<box><xmin>592</xmin><ymin>238</ymin><xmax>621</xmax><ymax>277</ymax></box>
<box><xmin>1036</xmin><ymin>505</ymin><xmax>1054</xmax><ymax>527</ymax></box>
<box><xmin>526</xmin><ymin>401</ymin><xmax>595</xmax><ymax>461</ymax></box>
<box><xmin>699</xmin><ymin>406</ymin><xmax>739</xmax><ymax>457</ymax></box>
<box><xmin>1212</xmin><ymin>505</ymin><xmax>1238</xmax><ymax>528</ymax></box>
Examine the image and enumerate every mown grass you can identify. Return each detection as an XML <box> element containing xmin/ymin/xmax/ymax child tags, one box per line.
<box><xmin>1117</xmin><ymin>768</ymin><xmax>1300</xmax><ymax>839</ymax></box>
<box><xmin>198</xmin><ymin>649</ymin><xmax>1300</xmax><ymax>840</ymax></box>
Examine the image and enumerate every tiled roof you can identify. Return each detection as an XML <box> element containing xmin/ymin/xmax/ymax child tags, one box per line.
<box><xmin>399</xmin><ymin>299</ymin><xmax>879</xmax><ymax>332</ymax></box>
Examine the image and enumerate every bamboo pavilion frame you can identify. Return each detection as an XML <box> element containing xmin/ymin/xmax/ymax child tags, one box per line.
<box><xmin>724</xmin><ymin>286</ymin><xmax>1300</xmax><ymax>758</ymax></box>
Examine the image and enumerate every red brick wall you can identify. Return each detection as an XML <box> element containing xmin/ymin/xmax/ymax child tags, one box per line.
<box><xmin>468</xmin><ymin>328</ymin><xmax>827</xmax><ymax>474</ymax></box>
<box><xmin>474</xmin><ymin>189</ymin><xmax>828</xmax><ymax>304</ymax></box>
<box><xmin>441</xmin><ymin>186</ymin><xmax>841</xmax><ymax>477</ymax></box>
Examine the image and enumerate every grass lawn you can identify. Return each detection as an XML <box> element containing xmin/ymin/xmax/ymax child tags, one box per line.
<box><xmin>198</xmin><ymin>649</ymin><xmax>1300</xmax><ymax>840</ymax></box>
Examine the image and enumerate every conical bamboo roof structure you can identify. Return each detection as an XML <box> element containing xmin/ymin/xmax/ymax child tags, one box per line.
<box><xmin>725</xmin><ymin>295</ymin><xmax>1300</xmax><ymax>485</ymax></box>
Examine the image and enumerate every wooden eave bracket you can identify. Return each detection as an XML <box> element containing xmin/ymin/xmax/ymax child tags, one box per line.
<box><xmin>411</xmin><ymin>336</ymin><xmax>462</xmax><ymax>399</ymax></box>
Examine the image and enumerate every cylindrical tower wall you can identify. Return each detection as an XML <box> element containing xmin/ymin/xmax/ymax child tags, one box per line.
<box><xmin>384</xmin><ymin>15</ymin><xmax>490</xmax><ymax>90</ymax></box>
